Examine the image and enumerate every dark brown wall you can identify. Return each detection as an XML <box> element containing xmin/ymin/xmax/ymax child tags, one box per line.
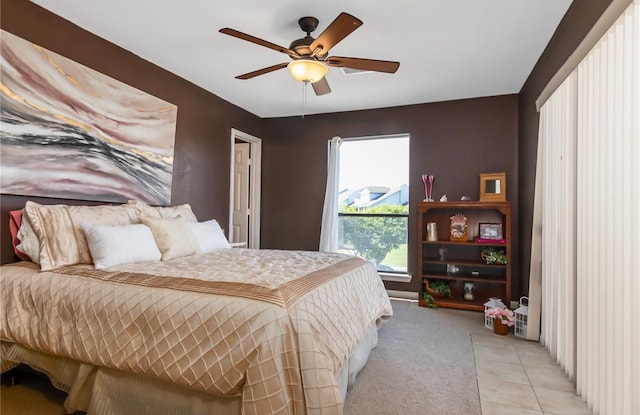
<box><xmin>517</xmin><ymin>0</ymin><xmax>612</xmax><ymax>290</ymax></box>
<box><xmin>0</xmin><ymin>0</ymin><xmax>262</xmax><ymax>264</ymax></box>
<box><xmin>261</xmin><ymin>96</ymin><xmax>519</xmax><ymax>294</ymax></box>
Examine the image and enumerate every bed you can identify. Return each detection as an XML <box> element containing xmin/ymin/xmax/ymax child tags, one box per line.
<box><xmin>0</xmin><ymin>200</ymin><xmax>393</xmax><ymax>415</ymax></box>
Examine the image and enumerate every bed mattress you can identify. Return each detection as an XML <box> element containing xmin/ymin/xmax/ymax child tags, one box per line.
<box><xmin>1</xmin><ymin>249</ymin><xmax>393</xmax><ymax>415</ymax></box>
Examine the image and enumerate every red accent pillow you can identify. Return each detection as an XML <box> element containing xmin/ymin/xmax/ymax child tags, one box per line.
<box><xmin>9</xmin><ymin>210</ymin><xmax>31</xmax><ymax>262</ymax></box>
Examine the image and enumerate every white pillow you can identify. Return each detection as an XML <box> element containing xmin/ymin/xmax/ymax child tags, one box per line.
<box><xmin>187</xmin><ymin>220</ymin><xmax>231</xmax><ymax>253</ymax></box>
<box><xmin>82</xmin><ymin>223</ymin><xmax>161</xmax><ymax>269</ymax></box>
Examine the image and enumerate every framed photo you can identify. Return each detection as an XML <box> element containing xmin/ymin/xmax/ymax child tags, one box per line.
<box><xmin>479</xmin><ymin>172</ymin><xmax>506</xmax><ymax>202</ymax></box>
<box><xmin>449</xmin><ymin>214</ymin><xmax>468</xmax><ymax>241</ymax></box>
<box><xmin>479</xmin><ymin>223</ymin><xmax>503</xmax><ymax>240</ymax></box>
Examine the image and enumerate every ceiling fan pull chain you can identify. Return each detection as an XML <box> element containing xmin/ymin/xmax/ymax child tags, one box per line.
<box><xmin>301</xmin><ymin>81</ymin><xmax>308</xmax><ymax>118</ymax></box>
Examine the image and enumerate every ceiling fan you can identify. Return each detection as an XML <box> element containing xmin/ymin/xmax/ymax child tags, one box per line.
<box><xmin>219</xmin><ymin>12</ymin><xmax>400</xmax><ymax>96</ymax></box>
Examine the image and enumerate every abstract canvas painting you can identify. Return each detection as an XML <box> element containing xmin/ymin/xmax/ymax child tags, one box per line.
<box><xmin>0</xmin><ymin>30</ymin><xmax>178</xmax><ymax>205</ymax></box>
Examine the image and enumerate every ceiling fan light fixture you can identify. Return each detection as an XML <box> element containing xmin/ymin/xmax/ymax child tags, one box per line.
<box><xmin>288</xmin><ymin>59</ymin><xmax>328</xmax><ymax>83</ymax></box>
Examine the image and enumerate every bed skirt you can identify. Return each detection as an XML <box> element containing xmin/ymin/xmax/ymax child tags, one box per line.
<box><xmin>1</xmin><ymin>324</ymin><xmax>378</xmax><ymax>415</ymax></box>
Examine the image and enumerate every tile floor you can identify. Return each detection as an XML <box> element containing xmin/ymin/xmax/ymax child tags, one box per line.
<box><xmin>473</xmin><ymin>329</ymin><xmax>592</xmax><ymax>415</ymax></box>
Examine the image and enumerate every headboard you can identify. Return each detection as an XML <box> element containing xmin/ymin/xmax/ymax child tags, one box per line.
<box><xmin>0</xmin><ymin>194</ymin><xmax>107</xmax><ymax>265</ymax></box>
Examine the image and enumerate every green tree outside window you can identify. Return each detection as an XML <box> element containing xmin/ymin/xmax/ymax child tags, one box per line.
<box><xmin>339</xmin><ymin>204</ymin><xmax>408</xmax><ymax>268</ymax></box>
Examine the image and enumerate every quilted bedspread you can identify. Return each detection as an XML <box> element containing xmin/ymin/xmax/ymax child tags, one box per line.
<box><xmin>0</xmin><ymin>249</ymin><xmax>392</xmax><ymax>415</ymax></box>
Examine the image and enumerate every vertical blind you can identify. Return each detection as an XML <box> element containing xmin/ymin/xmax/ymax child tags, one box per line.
<box><xmin>538</xmin><ymin>72</ymin><xmax>577</xmax><ymax>379</ymax></box>
<box><xmin>575</xmin><ymin>2</ymin><xmax>639</xmax><ymax>413</ymax></box>
<box><xmin>532</xmin><ymin>1</ymin><xmax>639</xmax><ymax>414</ymax></box>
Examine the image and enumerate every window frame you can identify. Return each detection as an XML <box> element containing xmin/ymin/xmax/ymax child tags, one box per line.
<box><xmin>336</xmin><ymin>133</ymin><xmax>411</xmax><ymax>282</ymax></box>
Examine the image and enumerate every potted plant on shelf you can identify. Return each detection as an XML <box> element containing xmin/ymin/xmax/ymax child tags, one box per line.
<box><xmin>485</xmin><ymin>306</ymin><xmax>515</xmax><ymax>335</ymax></box>
<box><xmin>423</xmin><ymin>279</ymin><xmax>452</xmax><ymax>309</ymax></box>
<box><xmin>480</xmin><ymin>247</ymin><xmax>507</xmax><ymax>265</ymax></box>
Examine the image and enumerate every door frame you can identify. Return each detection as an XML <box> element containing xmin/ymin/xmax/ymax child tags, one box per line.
<box><xmin>229</xmin><ymin>128</ymin><xmax>261</xmax><ymax>248</ymax></box>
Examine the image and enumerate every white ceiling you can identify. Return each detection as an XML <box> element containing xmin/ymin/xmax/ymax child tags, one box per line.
<box><xmin>32</xmin><ymin>0</ymin><xmax>573</xmax><ymax>118</ymax></box>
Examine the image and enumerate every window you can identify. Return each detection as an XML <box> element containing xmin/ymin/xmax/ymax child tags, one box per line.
<box><xmin>337</xmin><ymin>134</ymin><xmax>409</xmax><ymax>276</ymax></box>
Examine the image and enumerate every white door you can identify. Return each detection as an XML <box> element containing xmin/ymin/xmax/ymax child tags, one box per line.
<box><xmin>229</xmin><ymin>129</ymin><xmax>261</xmax><ymax>249</ymax></box>
<box><xmin>232</xmin><ymin>142</ymin><xmax>250</xmax><ymax>245</ymax></box>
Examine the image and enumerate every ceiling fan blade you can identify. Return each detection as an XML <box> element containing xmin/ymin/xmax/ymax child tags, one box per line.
<box><xmin>312</xmin><ymin>77</ymin><xmax>331</xmax><ymax>96</ymax></box>
<box><xmin>310</xmin><ymin>12</ymin><xmax>363</xmax><ymax>57</ymax></box>
<box><xmin>220</xmin><ymin>28</ymin><xmax>299</xmax><ymax>58</ymax></box>
<box><xmin>235</xmin><ymin>63</ymin><xmax>289</xmax><ymax>80</ymax></box>
<box><xmin>326</xmin><ymin>56</ymin><xmax>400</xmax><ymax>73</ymax></box>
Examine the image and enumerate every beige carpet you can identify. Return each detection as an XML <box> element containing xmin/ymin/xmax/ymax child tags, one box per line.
<box><xmin>344</xmin><ymin>299</ymin><xmax>482</xmax><ymax>415</ymax></box>
<box><xmin>1</xmin><ymin>299</ymin><xmax>484</xmax><ymax>415</ymax></box>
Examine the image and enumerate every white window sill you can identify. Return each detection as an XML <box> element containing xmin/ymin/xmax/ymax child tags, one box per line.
<box><xmin>378</xmin><ymin>272</ymin><xmax>412</xmax><ymax>283</ymax></box>
<box><xmin>386</xmin><ymin>290</ymin><xmax>419</xmax><ymax>301</ymax></box>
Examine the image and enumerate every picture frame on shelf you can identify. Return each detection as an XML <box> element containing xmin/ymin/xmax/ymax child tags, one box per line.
<box><xmin>449</xmin><ymin>213</ymin><xmax>468</xmax><ymax>241</ymax></box>
<box><xmin>479</xmin><ymin>172</ymin><xmax>506</xmax><ymax>202</ymax></box>
<box><xmin>479</xmin><ymin>223</ymin><xmax>503</xmax><ymax>240</ymax></box>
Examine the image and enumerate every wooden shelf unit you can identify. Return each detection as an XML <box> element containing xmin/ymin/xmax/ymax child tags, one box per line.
<box><xmin>418</xmin><ymin>201</ymin><xmax>511</xmax><ymax>311</ymax></box>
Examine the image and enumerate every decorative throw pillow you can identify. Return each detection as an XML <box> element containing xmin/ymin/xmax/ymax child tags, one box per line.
<box><xmin>23</xmin><ymin>201</ymin><xmax>138</xmax><ymax>271</ymax></box>
<box><xmin>16</xmin><ymin>205</ymin><xmax>65</xmax><ymax>264</ymax></box>
<box><xmin>9</xmin><ymin>210</ymin><xmax>31</xmax><ymax>262</ymax></box>
<box><xmin>82</xmin><ymin>223</ymin><xmax>162</xmax><ymax>269</ymax></box>
<box><xmin>140</xmin><ymin>217</ymin><xmax>200</xmax><ymax>261</ymax></box>
<box><xmin>126</xmin><ymin>200</ymin><xmax>198</xmax><ymax>222</ymax></box>
<box><xmin>187</xmin><ymin>219</ymin><xmax>231</xmax><ymax>253</ymax></box>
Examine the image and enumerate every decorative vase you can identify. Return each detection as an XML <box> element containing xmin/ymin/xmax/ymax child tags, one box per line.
<box><xmin>463</xmin><ymin>282</ymin><xmax>476</xmax><ymax>301</ymax></box>
<box><xmin>427</xmin><ymin>222</ymin><xmax>438</xmax><ymax>241</ymax></box>
<box><xmin>493</xmin><ymin>320</ymin><xmax>509</xmax><ymax>335</ymax></box>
